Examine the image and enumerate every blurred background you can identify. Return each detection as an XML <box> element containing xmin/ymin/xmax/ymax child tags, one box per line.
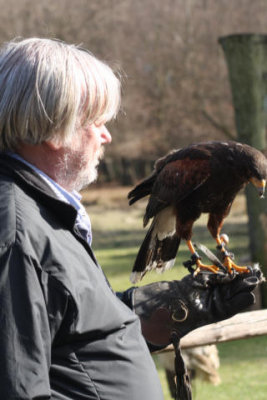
<box><xmin>2</xmin><ymin>1</ymin><xmax>267</xmax><ymax>398</ymax></box>
<box><xmin>1</xmin><ymin>0</ymin><xmax>267</xmax><ymax>176</ymax></box>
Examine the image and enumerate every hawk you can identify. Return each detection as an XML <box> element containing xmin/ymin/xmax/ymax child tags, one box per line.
<box><xmin>128</xmin><ymin>141</ymin><xmax>267</xmax><ymax>283</ymax></box>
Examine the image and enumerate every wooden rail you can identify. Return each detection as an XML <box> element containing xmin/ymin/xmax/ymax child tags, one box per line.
<box><xmin>160</xmin><ymin>309</ymin><xmax>267</xmax><ymax>352</ymax></box>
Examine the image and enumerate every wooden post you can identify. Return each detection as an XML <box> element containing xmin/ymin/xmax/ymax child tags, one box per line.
<box><xmin>219</xmin><ymin>34</ymin><xmax>267</xmax><ymax>306</ymax></box>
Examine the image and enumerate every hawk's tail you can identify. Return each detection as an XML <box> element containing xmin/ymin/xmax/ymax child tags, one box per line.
<box><xmin>128</xmin><ymin>172</ymin><xmax>156</xmax><ymax>205</ymax></box>
<box><xmin>130</xmin><ymin>219</ymin><xmax>181</xmax><ymax>283</ymax></box>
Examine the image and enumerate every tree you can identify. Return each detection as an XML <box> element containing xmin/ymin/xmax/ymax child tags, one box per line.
<box><xmin>220</xmin><ymin>34</ymin><xmax>267</xmax><ymax>306</ymax></box>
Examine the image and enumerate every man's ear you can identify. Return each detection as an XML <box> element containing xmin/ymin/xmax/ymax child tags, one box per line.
<box><xmin>45</xmin><ymin>138</ymin><xmax>63</xmax><ymax>151</ymax></box>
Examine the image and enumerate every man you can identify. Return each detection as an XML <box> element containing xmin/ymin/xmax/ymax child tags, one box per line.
<box><xmin>0</xmin><ymin>38</ymin><xmax>260</xmax><ymax>399</ymax></box>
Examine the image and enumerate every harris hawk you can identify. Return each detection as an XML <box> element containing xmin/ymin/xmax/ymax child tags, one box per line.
<box><xmin>128</xmin><ymin>141</ymin><xmax>267</xmax><ymax>283</ymax></box>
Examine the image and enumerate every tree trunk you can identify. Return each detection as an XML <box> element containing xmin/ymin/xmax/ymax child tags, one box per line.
<box><xmin>219</xmin><ymin>34</ymin><xmax>267</xmax><ymax>306</ymax></box>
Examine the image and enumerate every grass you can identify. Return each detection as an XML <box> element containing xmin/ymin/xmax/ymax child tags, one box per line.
<box><xmin>82</xmin><ymin>185</ymin><xmax>267</xmax><ymax>400</ymax></box>
<box><xmin>190</xmin><ymin>336</ymin><xmax>267</xmax><ymax>400</ymax></box>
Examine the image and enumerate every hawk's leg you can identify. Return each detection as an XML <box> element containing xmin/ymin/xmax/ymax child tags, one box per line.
<box><xmin>186</xmin><ymin>240</ymin><xmax>220</xmax><ymax>275</ymax></box>
<box><xmin>207</xmin><ymin>212</ymin><xmax>249</xmax><ymax>274</ymax></box>
<box><xmin>215</xmin><ymin>235</ymin><xmax>249</xmax><ymax>274</ymax></box>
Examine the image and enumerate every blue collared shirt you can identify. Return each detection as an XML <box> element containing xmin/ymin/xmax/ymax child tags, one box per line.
<box><xmin>9</xmin><ymin>153</ymin><xmax>93</xmax><ymax>245</ymax></box>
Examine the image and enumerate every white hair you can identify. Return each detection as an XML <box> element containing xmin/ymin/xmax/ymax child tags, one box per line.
<box><xmin>0</xmin><ymin>37</ymin><xmax>121</xmax><ymax>151</ymax></box>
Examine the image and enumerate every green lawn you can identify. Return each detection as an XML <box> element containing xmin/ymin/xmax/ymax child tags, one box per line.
<box><xmin>84</xmin><ymin>188</ymin><xmax>267</xmax><ymax>400</ymax></box>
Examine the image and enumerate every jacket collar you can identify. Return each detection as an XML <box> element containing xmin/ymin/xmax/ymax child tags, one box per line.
<box><xmin>0</xmin><ymin>153</ymin><xmax>78</xmax><ymax>231</ymax></box>
<box><xmin>0</xmin><ymin>153</ymin><xmax>101</xmax><ymax>269</ymax></box>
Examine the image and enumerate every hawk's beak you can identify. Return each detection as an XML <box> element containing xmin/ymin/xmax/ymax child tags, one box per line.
<box><xmin>250</xmin><ymin>178</ymin><xmax>266</xmax><ymax>198</ymax></box>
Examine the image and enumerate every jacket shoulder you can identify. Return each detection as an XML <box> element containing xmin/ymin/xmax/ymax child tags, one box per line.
<box><xmin>0</xmin><ymin>174</ymin><xmax>48</xmax><ymax>250</ymax></box>
<box><xmin>0</xmin><ymin>176</ymin><xmax>17</xmax><ymax>247</ymax></box>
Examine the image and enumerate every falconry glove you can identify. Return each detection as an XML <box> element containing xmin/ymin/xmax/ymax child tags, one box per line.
<box><xmin>133</xmin><ymin>267</ymin><xmax>262</xmax><ymax>400</ymax></box>
<box><xmin>132</xmin><ymin>266</ymin><xmax>262</xmax><ymax>347</ymax></box>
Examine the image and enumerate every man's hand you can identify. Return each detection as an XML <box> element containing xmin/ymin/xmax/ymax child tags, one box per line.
<box><xmin>133</xmin><ymin>266</ymin><xmax>263</xmax><ymax>346</ymax></box>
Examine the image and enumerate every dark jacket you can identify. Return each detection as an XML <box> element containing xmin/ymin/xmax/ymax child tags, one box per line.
<box><xmin>0</xmin><ymin>155</ymin><xmax>164</xmax><ymax>400</ymax></box>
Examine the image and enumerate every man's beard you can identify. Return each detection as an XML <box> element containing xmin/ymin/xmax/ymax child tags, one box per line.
<box><xmin>55</xmin><ymin>147</ymin><xmax>104</xmax><ymax>192</ymax></box>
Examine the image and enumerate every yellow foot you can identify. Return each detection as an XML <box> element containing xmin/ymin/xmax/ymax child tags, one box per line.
<box><xmin>224</xmin><ymin>256</ymin><xmax>249</xmax><ymax>274</ymax></box>
<box><xmin>194</xmin><ymin>260</ymin><xmax>220</xmax><ymax>276</ymax></box>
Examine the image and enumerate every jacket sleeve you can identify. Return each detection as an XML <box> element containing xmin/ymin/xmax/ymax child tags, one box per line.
<box><xmin>116</xmin><ymin>287</ymin><xmax>135</xmax><ymax>309</ymax></box>
<box><xmin>116</xmin><ymin>288</ymin><xmax>166</xmax><ymax>352</ymax></box>
<box><xmin>0</xmin><ymin>243</ymin><xmax>52</xmax><ymax>399</ymax></box>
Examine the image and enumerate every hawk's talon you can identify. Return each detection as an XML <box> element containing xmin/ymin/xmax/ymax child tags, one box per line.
<box><xmin>193</xmin><ymin>266</ymin><xmax>201</xmax><ymax>277</ymax></box>
<box><xmin>223</xmin><ymin>256</ymin><xmax>249</xmax><ymax>275</ymax></box>
<box><xmin>194</xmin><ymin>260</ymin><xmax>220</xmax><ymax>275</ymax></box>
<box><xmin>186</xmin><ymin>240</ymin><xmax>220</xmax><ymax>275</ymax></box>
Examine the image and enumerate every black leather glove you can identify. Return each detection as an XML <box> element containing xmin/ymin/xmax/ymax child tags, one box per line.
<box><xmin>133</xmin><ymin>266</ymin><xmax>262</xmax><ymax>347</ymax></box>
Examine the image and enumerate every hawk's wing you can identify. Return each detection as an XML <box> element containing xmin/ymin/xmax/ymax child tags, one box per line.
<box><xmin>144</xmin><ymin>157</ymin><xmax>211</xmax><ymax>225</ymax></box>
<box><xmin>129</xmin><ymin>157</ymin><xmax>211</xmax><ymax>283</ymax></box>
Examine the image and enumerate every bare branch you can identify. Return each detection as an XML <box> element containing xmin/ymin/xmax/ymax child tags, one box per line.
<box><xmin>201</xmin><ymin>109</ymin><xmax>236</xmax><ymax>140</ymax></box>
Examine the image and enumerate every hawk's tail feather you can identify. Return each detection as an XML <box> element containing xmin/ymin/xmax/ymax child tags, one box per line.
<box><xmin>128</xmin><ymin>173</ymin><xmax>156</xmax><ymax>205</ymax></box>
<box><xmin>130</xmin><ymin>222</ymin><xmax>181</xmax><ymax>283</ymax></box>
